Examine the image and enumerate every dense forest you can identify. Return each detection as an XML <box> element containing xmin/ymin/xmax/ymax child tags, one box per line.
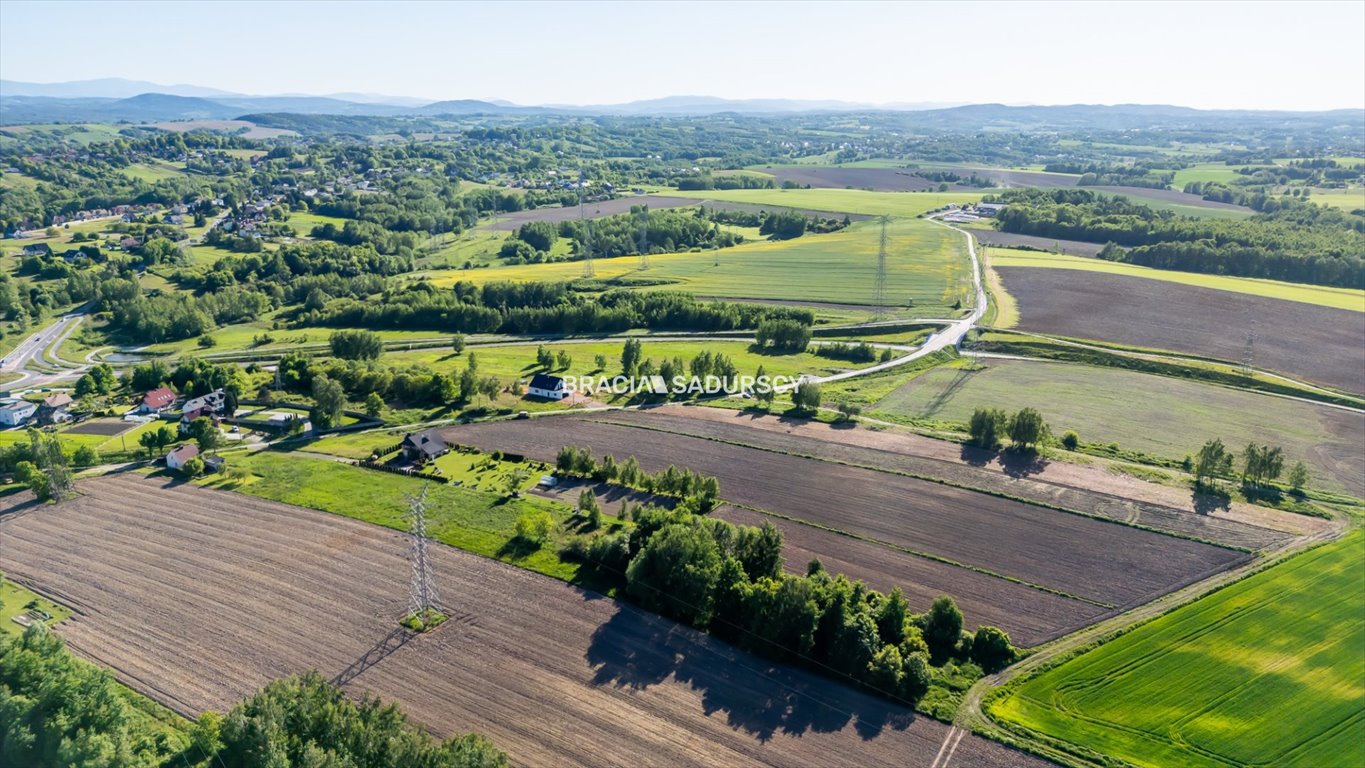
<box><xmin>990</xmin><ymin>188</ymin><xmax>1365</xmax><ymax>287</ymax></box>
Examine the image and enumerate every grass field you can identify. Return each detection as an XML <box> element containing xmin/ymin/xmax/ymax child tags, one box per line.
<box><xmin>119</xmin><ymin>161</ymin><xmax>186</xmax><ymax>183</ymax></box>
<box><xmin>986</xmin><ymin>247</ymin><xmax>1365</xmax><ymax>312</ymax></box>
<box><xmin>1308</xmin><ymin>187</ymin><xmax>1365</xmax><ymax>211</ymax></box>
<box><xmin>0</xmin><ymin>576</ymin><xmax>71</xmax><ymax>638</ymax></box>
<box><xmin>873</xmin><ymin>357</ymin><xmax>1365</xmax><ymax>496</ymax></box>
<box><xmin>418</xmin><ymin>216</ymin><xmax>972</xmax><ymax>310</ymax></box>
<box><xmin>991</xmin><ymin>529</ymin><xmax>1365</xmax><ymax>768</ymax></box>
<box><xmin>204</xmin><ymin>451</ymin><xmax>585</xmax><ymax>583</ymax></box>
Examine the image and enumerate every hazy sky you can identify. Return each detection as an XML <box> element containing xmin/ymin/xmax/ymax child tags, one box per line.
<box><xmin>2</xmin><ymin>0</ymin><xmax>1362</xmax><ymax>110</ymax></box>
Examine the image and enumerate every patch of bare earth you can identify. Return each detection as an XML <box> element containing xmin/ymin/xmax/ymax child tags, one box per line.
<box><xmin>0</xmin><ymin>474</ymin><xmax>1046</xmax><ymax>768</ymax></box>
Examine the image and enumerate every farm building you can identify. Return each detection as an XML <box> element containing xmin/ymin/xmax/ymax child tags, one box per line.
<box><xmin>139</xmin><ymin>387</ymin><xmax>177</xmax><ymax>414</ymax></box>
<box><xmin>0</xmin><ymin>400</ymin><xmax>38</xmax><ymax>426</ymax></box>
<box><xmin>20</xmin><ymin>243</ymin><xmax>52</xmax><ymax>257</ymax></box>
<box><xmin>976</xmin><ymin>202</ymin><xmax>1007</xmax><ymax>216</ymax></box>
<box><xmin>401</xmin><ymin>430</ymin><xmax>449</xmax><ymax>464</ymax></box>
<box><xmin>528</xmin><ymin>373</ymin><xmax>567</xmax><ymax>400</ymax></box>
<box><xmin>165</xmin><ymin>443</ymin><xmax>200</xmax><ymax>471</ymax></box>
<box><xmin>38</xmin><ymin>393</ymin><xmax>73</xmax><ymax>425</ymax></box>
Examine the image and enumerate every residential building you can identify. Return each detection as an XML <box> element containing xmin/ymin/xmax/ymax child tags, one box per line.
<box><xmin>166</xmin><ymin>443</ymin><xmax>200</xmax><ymax>471</ymax></box>
<box><xmin>401</xmin><ymin>430</ymin><xmax>449</xmax><ymax>464</ymax></box>
<box><xmin>139</xmin><ymin>387</ymin><xmax>177</xmax><ymax>414</ymax></box>
<box><xmin>0</xmin><ymin>400</ymin><xmax>37</xmax><ymax>427</ymax></box>
<box><xmin>528</xmin><ymin>373</ymin><xmax>567</xmax><ymax>400</ymax></box>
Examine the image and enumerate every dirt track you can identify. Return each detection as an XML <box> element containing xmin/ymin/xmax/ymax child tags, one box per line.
<box><xmin>441</xmin><ymin>417</ymin><xmax>1247</xmax><ymax>614</ymax></box>
<box><xmin>998</xmin><ymin>267</ymin><xmax>1365</xmax><ymax>394</ymax></box>
<box><xmin>0</xmin><ymin>474</ymin><xmax>1047</xmax><ymax>768</ymax></box>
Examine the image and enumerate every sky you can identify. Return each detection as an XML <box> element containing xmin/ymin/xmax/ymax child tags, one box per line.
<box><xmin>2</xmin><ymin>0</ymin><xmax>1362</xmax><ymax>110</ymax></box>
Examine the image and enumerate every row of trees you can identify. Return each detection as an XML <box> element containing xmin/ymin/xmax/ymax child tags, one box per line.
<box><xmin>967</xmin><ymin>407</ymin><xmax>1050</xmax><ymax>452</ymax></box>
<box><xmin>0</xmin><ymin>623</ymin><xmax>505</xmax><ymax>768</ymax></box>
<box><xmin>503</xmin><ymin>206</ymin><xmax>745</xmax><ymax>264</ymax></box>
<box><xmin>1192</xmin><ymin>438</ymin><xmax>1310</xmax><ymax>492</ymax></box>
<box><xmin>555</xmin><ymin>445</ymin><xmax>721</xmax><ymax>510</ymax></box>
<box><xmin>562</xmin><ymin>503</ymin><xmax>1015</xmax><ymax>707</ymax></box>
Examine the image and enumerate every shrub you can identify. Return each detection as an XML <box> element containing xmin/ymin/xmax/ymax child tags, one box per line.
<box><xmin>1060</xmin><ymin>430</ymin><xmax>1080</xmax><ymax>451</ymax></box>
<box><xmin>513</xmin><ymin>508</ymin><xmax>553</xmax><ymax>545</ymax></box>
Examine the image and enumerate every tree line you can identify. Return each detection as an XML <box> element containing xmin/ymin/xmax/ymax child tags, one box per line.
<box><xmin>0</xmin><ymin>622</ymin><xmax>505</xmax><ymax>768</ymax></box>
<box><xmin>990</xmin><ymin>188</ymin><xmax>1364</xmax><ymax>287</ymax></box>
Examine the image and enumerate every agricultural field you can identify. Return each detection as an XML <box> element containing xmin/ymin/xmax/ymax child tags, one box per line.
<box><xmin>996</xmin><ymin>267</ymin><xmax>1365</xmax><ymax>394</ymax></box>
<box><xmin>876</xmin><ymin>357</ymin><xmax>1365</xmax><ymax>496</ymax></box>
<box><xmin>584</xmin><ymin>407</ymin><xmax>1317</xmax><ymax>550</ymax></box>
<box><xmin>479</xmin><ymin>195</ymin><xmax>699</xmax><ymax>230</ymax></box>
<box><xmin>991</xmin><ymin>530</ymin><xmax>1365</xmax><ymax>768</ymax></box>
<box><xmin>987</xmin><ymin>248</ymin><xmax>1365</xmax><ymax>311</ymax></box>
<box><xmin>1309</xmin><ymin>187</ymin><xmax>1365</xmax><ymax>211</ymax></box>
<box><xmin>419</xmin><ymin>216</ymin><xmax>973</xmax><ymax>310</ymax></box>
<box><xmin>440</xmin><ymin>413</ymin><xmax>1251</xmax><ymax>644</ymax></box>
<box><xmin>118</xmin><ymin>160</ymin><xmax>186</xmax><ymax>183</ymax></box>
<box><xmin>1086</xmin><ymin>186</ymin><xmax>1255</xmax><ymax>218</ymax></box>
<box><xmin>0</xmin><ymin>474</ymin><xmax>1046</xmax><ymax>768</ymax></box>
<box><xmin>661</xmin><ymin>187</ymin><xmax>986</xmax><ymax>217</ymax></box>
<box><xmin>972</xmin><ymin>231</ymin><xmax>1107</xmax><ymax>257</ymax></box>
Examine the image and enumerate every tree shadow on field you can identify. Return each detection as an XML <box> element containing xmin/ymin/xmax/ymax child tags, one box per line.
<box><xmin>959</xmin><ymin>443</ymin><xmax>994</xmax><ymax>468</ymax></box>
<box><xmin>1191</xmin><ymin>489</ymin><xmax>1232</xmax><ymax>516</ymax></box>
<box><xmin>583</xmin><ymin>604</ymin><xmax>916</xmax><ymax>743</ymax></box>
<box><xmin>998</xmin><ymin>449</ymin><xmax>1048</xmax><ymax>478</ymax></box>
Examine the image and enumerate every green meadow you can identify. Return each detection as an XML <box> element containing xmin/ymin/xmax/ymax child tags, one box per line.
<box><xmin>873</xmin><ymin>357</ymin><xmax>1364</xmax><ymax>495</ymax></box>
<box><xmin>990</xmin><ymin>529</ymin><xmax>1365</xmax><ymax>768</ymax></box>
<box><xmin>418</xmin><ymin>216</ymin><xmax>972</xmax><ymax>310</ymax></box>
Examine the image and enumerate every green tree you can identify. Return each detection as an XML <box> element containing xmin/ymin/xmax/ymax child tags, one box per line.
<box><xmin>921</xmin><ymin>595</ymin><xmax>964</xmax><ymax>662</ymax></box>
<box><xmin>310</xmin><ymin>374</ymin><xmax>346</xmax><ymax>429</ymax></box>
<box><xmin>536</xmin><ymin>345</ymin><xmax>554</xmax><ymax>371</ymax></box>
<box><xmin>1007</xmin><ymin>407</ymin><xmax>1049</xmax><ymax>451</ymax></box>
<box><xmin>621</xmin><ymin>338</ymin><xmax>643</xmax><ymax>376</ymax></box>
<box><xmin>555</xmin><ymin>350</ymin><xmax>572</xmax><ymax>372</ymax></box>
<box><xmin>970</xmin><ymin>625</ymin><xmax>1015</xmax><ymax>673</ymax></box>
<box><xmin>180</xmin><ymin>456</ymin><xmax>205</xmax><ymax>478</ymax></box>
<box><xmin>451</xmin><ymin>332</ymin><xmax>466</xmax><ymax>355</ymax></box>
<box><xmin>364</xmin><ymin>391</ymin><xmax>385</xmax><ymax>418</ymax></box>
<box><xmin>1194</xmin><ymin>438</ymin><xmax>1233</xmax><ymax>488</ymax></box>
<box><xmin>1060</xmin><ymin>430</ymin><xmax>1080</xmax><ymax>450</ymax></box>
<box><xmin>791</xmin><ymin>380</ymin><xmax>821</xmax><ymax>412</ymax></box>
<box><xmin>329</xmin><ymin>329</ymin><xmax>384</xmax><ymax>361</ymax></box>
<box><xmin>876</xmin><ymin>586</ymin><xmax>910</xmax><ymax>646</ymax></box>
<box><xmin>578</xmin><ymin>489</ymin><xmax>603</xmax><ymax>530</ymax></box>
<box><xmin>626</xmin><ymin>523</ymin><xmax>723</xmax><ymax>627</ymax></box>
<box><xmin>513</xmin><ymin>508</ymin><xmax>552</xmax><ymax>545</ymax></box>
<box><xmin>968</xmin><ymin>407</ymin><xmax>1006</xmax><ymax>449</ymax></box>
<box><xmin>1288</xmin><ymin>461</ymin><xmax>1310</xmax><ymax>493</ymax></box>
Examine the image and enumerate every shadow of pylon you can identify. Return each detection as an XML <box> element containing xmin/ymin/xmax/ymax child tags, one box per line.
<box><xmin>330</xmin><ymin>626</ymin><xmax>414</xmax><ymax>687</ymax></box>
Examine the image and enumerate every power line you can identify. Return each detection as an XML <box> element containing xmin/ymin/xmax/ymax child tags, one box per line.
<box><xmin>578</xmin><ymin>168</ymin><xmax>595</xmax><ymax>278</ymax></box>
<box><xmin>874</xmin><ymin>215</ymin><xmax>889</xmax><ymax>318</ymax></box>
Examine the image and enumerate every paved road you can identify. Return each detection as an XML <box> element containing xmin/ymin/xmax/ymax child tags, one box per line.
<box><xmin>779</xmin><ymin>217</ymin><xmax>985</xmax><ymax>390</ymax></box>
<box><xmin>1</xmin><ymin>310</ymin><xmax>89</xmax><ymax>391</ymax></box>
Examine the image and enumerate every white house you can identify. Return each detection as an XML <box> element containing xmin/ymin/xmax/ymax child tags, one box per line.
<box><xmin>166</xmin><ymin>443</ymin><xmax>200</xmax><ymax>471</ymax></box>
<box><xmin>182</xmin><ymin>389</ymin><xmax>226</xmax><ymax>415</ymax></box>
<box><xmin>0</xmin><ymin>400</ymin><xmax>37</xmax><ymax>427</ymax></box>
<box><xmin>528</xmin><ymin>373</ymin><xmax>567</xmax><ymax>400</ymax></box>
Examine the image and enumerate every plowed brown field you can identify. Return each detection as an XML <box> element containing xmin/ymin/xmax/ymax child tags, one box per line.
<box><xmin>0</xmin><ymin>474</ymin><xmax>1047</xmax><ymax>768</ymax></box>
<box><xmin>440</xmin><ymin>417</ymin><xmax>1247</xmax><ymax>623</ymax></box>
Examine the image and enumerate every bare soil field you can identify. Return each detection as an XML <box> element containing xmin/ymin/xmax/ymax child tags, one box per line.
<box><xmin>712</xmin><ymin>505</ymin><xmax>1107</xmax><ymax>646</ymax></box>
<box><xmin>931</xmin><ymin>167</ymin><xmax>1079</xmax><ymax>189</ymax></box>
<box><xmin>632</xmin><ymin>405</ymin><xmax>1329</xmax><ymax>540</ymax></box>
<box><xmin>696</xmin><ymin>200</ymin><xmax>874</xmax><ymax>221</ymax></box>
<box><xmin>971</xmin><ymin>230</ymin><xmax>1106</xmax><ymax>257</ymax></box>
<box><xmin>998</xmin><ymin>267</ymin><xmax>1365</xmax><ymax>394</ymax></box>
<box><xmin>0</xmin><ymin>474</ymin><xmax>1045</xmax><ymax>768</ymax></box>
<box><xmin>441</xmin><ymin>417</ymin><xmax>1247</xmax><ymax>611</ymax></box>
<box><xmin>65</xmin><ymin>418</ymin><xmax>134</xmax><ymax>436</ymax></box>
<box><xmin>482</xmin><ymin>196</ymin><xmax>699</xmax><ymax>231</ymax></box>
<box><xmin>1089</xmin><ymin>185</ymin><xmax>1252</xmax><ymax>211</ymax></box>
<box><xmin>587</xmin><ymin>409</ymin><xmax>1298</xmax><ymax>551</ymax></box>
<box><xmin>751</xmin><ymin>166</ymin><xmax>941</xmax><ymax>191</ymax></box>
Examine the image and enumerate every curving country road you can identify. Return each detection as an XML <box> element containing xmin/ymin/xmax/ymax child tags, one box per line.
<box><xmin>1</xmin><ymin>308</ymin><xmax>90</xmax><ymax>391</ymax></box>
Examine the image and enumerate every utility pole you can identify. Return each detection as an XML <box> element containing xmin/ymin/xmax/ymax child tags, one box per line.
<box><xmin>1241</xmin><ymin>318</ymin><xmax>1258</xmax><ymax>376</ymax></box>
<box><xmin>637</xmin><ymin>211</ymin><xmax>650</xmax><ymax>271</ymax></box>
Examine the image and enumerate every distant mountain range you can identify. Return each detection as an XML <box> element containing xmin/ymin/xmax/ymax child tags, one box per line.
<box><xmin>1</xmin><ymin>78</ymin><xmax>1360</xmax><ymax>127</ymax></box>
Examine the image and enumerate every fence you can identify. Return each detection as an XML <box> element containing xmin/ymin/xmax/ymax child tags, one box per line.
<box><xmin>355</xmin><ymin>459</ymin><xmax>451</xmax><ymax>484</ymax></box>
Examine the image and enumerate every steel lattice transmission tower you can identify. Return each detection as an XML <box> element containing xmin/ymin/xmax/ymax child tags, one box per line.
<box><xmin>1241</xmin><ymin>317</ymin><xmax>1258</xmax><ymax>375</ymax></box>
<box><xmin>578</xmin><ymin>168</ymin><xmax>595</xmax><ymax>278</ymax></box>
<box><xmin>873</xmin><ymin>215</ymin><xmax>890</xmax><ymax>317</ymax></box>
<box><xmin>405</xmin><ymin>484</ymin><xmax>442</xmax><ymax>618</ymax></box>
<box><xmin>637</xmin><ymin>210</ymin><xmax>651</xmax><ymax>270</ymax></box>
